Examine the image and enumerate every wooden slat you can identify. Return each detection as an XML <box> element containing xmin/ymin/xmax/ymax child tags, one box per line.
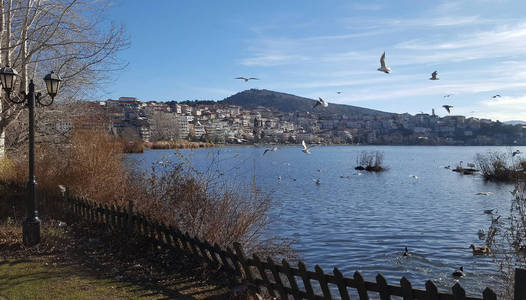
<box><xmin>425</xmin><ymin>280</ymin><xmax>439</xmax><ymax>300</ymax></box>
<box><xmin>315</xmin><ymin>265</ymin><xmax>332</xmax><ymax>299</ymax></box>
<box><xmin>334</xmin><ymin>268</ymin><xmax>350</xmax><ymax>300</ymax></box>
<box><xmin>452</xmin><ymin>283</ymin><xmax>466</xmax><ymax>300</ymax></box>
<box><xmin>268</xmin><ymin>257</ymin><xmax>288</xmax><ymax>299</ymax></box>
<box><xmin>283</xmin><ymin>259</ymin><xmax>302</xmax><ymax>300</ymax></box>
<box><xmin>298</xmin><ymin>261</ymin><xmax>316</xmax><ymax>299</ymax></box>
<box><xmin>252</xmin><ymin>254</ymin><xmax>277</xmax><ymax>298</ymax></box>
<box><xmin>483</xmin><ymin>287</ymin><xmax>497</xmax><ymax>300</ymax></box>
<box><xmin>354</xmin><ymin>271</ymin><xmax>370</xmax><ymax>300</ymax></box>
<box><xmin>376</xmin><ymin>273</ymin><xmax>391</xmax><ymax>300</ymax></box>
<box><xmin>400</xmin><ymin>277</ymin><xmax>414</xmax><ymax>300</ymax></box>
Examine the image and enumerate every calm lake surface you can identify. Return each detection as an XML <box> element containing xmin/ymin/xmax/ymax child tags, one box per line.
<box><xmin>128</xmin><ymin>145</ymin><xmax>522</xmax><ymax>294</ymax></box>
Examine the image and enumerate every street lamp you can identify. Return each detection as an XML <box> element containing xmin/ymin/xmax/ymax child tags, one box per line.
<box><xmin>0</xmin><ymin>66</ymin><xmax>61</xmax><ymax>246</ymax></box>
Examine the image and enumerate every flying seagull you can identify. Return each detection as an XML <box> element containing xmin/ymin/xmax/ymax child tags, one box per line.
<box><xmin>377</xmin><ymin>52</ymin><xmax>391</xmax><ymax>74</ymax></box>
<box><xmin>313</xmin><ymin>97</ymin><xmax>329</xmax><ymax>109</ymax></box>
<box><xmin>443</xmin><ymin>105</ymin><xmax>453</xmax><ymax>114</ymax></box>
<box><xmin>301</xmin><ymin>140</ymin><xmax>316</xmax><ymax>155</ymax></box>
<box><xmin>444</xmin><ymin>94</ymin><xmax>453</xmax><ymax>98</ymax></box>
<box><xmin>430</xmin><ymin>71</ymin><xmax>439</xmax><ymax>80</ymax></box>
<box><xmin>235</xmin><ymin>77</ymin><xmax>259</xmax><ymax>82</ymax></box>
<box><xmin>336</xmin><ymin>91</ymin><xmax>342</xmax><ymax>94</ymax></box>
<box><xmin>492</xmin><ymin>94</ymin><xmax>501</xmax><ymax>99</ymax></box>
<box><xmin>263</xmin><ymin>147</ymin><xmax>278</xmax><ymax>155</ymax></box>
<box><xmin>513</xmin><ymin>150</ymin><xmax>521</xmax><ymax>157</ymax></box>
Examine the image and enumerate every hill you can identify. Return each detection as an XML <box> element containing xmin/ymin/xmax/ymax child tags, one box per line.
<box><xmin>503</xmin><ymin>120</ymin><xmax>526</xmax><ymax>126</ymax></box>
<box><xmin>221</xmin><ymin>89</ymin><xmax>392</xmax><ymax>116</ymax></box>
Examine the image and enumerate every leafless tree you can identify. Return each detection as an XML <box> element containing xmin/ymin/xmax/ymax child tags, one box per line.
<box><xmin>0</xmin><ymin>0</ymin><xmax>128</xmax><ymax>157</ymax></box>
<box><xmin>149</xmin><ymin>112</ymin><xmax>179</xmax><ymax>142</ymax></box>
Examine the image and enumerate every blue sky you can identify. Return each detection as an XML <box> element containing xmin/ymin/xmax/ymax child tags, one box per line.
<box><xmin>104</xmin><ymin>0</ymin><xmax>526</xmax><ymax>121</ymax></box>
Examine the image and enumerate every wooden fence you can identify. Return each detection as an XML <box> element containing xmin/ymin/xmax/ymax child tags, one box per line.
<box><xmin>65</xmin><ymin>196</ymin><xmax>525</xmax><ymax>300</ymax></box>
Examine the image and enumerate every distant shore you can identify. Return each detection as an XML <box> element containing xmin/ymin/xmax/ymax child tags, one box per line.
<box><xmin>123</xmin><ymin>140</ymin><xmax>215</xmax><ymax>153</ymax></box>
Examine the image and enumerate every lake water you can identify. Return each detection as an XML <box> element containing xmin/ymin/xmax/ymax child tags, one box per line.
<box><xmin>128</xmin><ymin>145</ymin><xmax>521</xmax><ymax>295</ymax></box>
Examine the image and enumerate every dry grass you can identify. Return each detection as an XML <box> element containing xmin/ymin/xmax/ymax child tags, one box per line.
<box><xmin>4</xmin><ymin>130</ymin><xmax>282</xmax><ymax>255</ymax></box>
<box><xmin>123</xmin><ymin>140</ymin><xmax>144</xmax><ymax>153</ymax></box>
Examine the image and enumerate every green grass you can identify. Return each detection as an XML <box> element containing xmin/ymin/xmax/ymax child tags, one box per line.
<box><xmin>0</xmin><ymin>258</ymin><xmax>220</xmax><ymax>300</ymax></box>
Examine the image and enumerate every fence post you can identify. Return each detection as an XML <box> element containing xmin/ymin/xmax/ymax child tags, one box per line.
<box><xmin>515</xmin><ymin>268</ymin><xmax>526</xmax><ymax>300</ymax></box>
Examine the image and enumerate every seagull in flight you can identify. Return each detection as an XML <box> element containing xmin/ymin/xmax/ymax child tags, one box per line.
<box><xmin>377</xmin><ymin>52</ymin><xmax>391</xmax><ymax>74</ymax></box>
<box><xmin>492</xmin><ymin>94</ymin><xmax>501</xmax><ymax>99</ymax></box>
<box><xmin>235</xmin><ymin>77</ymin><xmax>259</xmax><ymax>82</ymax></box>
<box><xmin>430</xmin><ymin>71</ymin><xmax>439</xmax><ymax>80</ymax></box>
<box><xmin>444</xmin><ymin>94</ymin><xmax>453</xmax><ymax>98</ymax></box>
<box><xmin>263</xmin><ymin>147</ymin><xmax>278</xmax><ymax>155</ymax></box>
<box><xmin>513</xmin><ymin>150</ymin><xmax>521</xmax><ymax>157</ymax></box>
<box><xmin>336</xmin><ymin>91</ymin><xmax>342</xmax><ymax>94</ymax></box>
<box><xmin>301</xmin><ymin>140</ymin><xmax>316</xmax><ymax>155</ymax></box>
<box><xmin>313</xmin><ymin>97</ymin><xmax>329</xmax><ymax>109</ymax></box>
<box><xmin>443</xmin><ymin>105</ymin><xmax>453</xmax><ymax>114</ymax></box>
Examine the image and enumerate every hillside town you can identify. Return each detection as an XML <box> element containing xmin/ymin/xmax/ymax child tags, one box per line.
<box><xmin>46</xmin><ymin>95</ymin><xmax>526</xmax><ymax>146</ymax></box>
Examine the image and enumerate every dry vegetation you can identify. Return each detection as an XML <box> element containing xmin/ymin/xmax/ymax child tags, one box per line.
<box><xmin>0</xmin><ymin>130</ymin><xmax>282</xmax><ymax>255</ymax></box>
<box><xmin>485</xmin><ymin>182</ymin><xmax>526</xmax><ymax>298</ymax></box>
<box><xmin>476</xmin><ymin>150</ymin><xmax>526</xmax><ymax>181</ymax></box>
<box><xmin>354</xmin><ymin>150</ymin><xmax>387</xmax><ymax>172</ymax></box>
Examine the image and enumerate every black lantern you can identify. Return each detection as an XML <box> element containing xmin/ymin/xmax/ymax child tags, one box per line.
<box><xmin>43</xmin><ymin>71</ymin><xmax>61</xmax><ymax>100</ymax></box>
<box><xmin>0</xmin><ymin>66</ymin><xmax>18</xmax><ymax>94</ymax></box>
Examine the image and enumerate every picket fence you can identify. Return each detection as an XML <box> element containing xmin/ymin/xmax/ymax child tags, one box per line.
<box><xmin>65</xmin><ymin>196</ymin><xmax>526</xmax><ymax>300</ymax></box>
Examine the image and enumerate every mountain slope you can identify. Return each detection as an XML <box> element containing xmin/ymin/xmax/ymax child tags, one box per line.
<box><xmin>221</xmin><ymin>89</ymin><xmax>392</xmax><ymax>116</ymax></box>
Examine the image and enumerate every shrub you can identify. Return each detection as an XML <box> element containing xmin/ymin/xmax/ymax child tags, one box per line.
<box><xmin>4</xmin><ymin>130</ymin><xmax>280</xmax><ymax>255</ymax></box>
<box><xmin>355</xmin><ymin>150</ymin><xmax>386</xmax><ymax>172</ymax></box>
<box><xmin>123</xmin><ymin>140</ymin><xmax>144</xmax><ymax>153</ymax></box>
<box><xmin>475</xmin><ymin>150</ymin><xmax>525</xmax><ymax>181</ymax></box>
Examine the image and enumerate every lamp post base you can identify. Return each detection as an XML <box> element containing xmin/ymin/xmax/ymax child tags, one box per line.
<box><xmin>22</xmin><ymin>216</ymin><xmax>41</xmax><ymax>246</ymax></box>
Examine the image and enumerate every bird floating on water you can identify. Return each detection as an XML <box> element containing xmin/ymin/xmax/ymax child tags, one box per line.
<box><xmin>403</xmin><ymin>247</ymin><xmax>412</xmax><ymax>257</ymax></box>
<box><xmin>512</xmin><ymin>150</ymin><xmax>521</xmax><ymax>157</ymax></box>
<box><xmin>314</xmin><ymin>179</ymin><xmax>321</xmax><ymax>185</ymax></box>
<box><xmin>430</xmin><ymin>71</ymin><xmax>439</xmax><ymax>80</ymax></box>
<box><xmin>477</xmin><ymin>229</ymin><xmax>485</xmax><ymax>240</ymax></box>
<box><xmin>377</xmin><ymin>52</ymin><xmax>391</xmax><ymax>73</ymax></box>
<box><xmin>452</xmin><ymin>266</ymin><xmax>465</xmax><ymax>277</ymax></box>
<box><xmin>470</xmin><ymin>244</ymin><xmax>490</xmax><ymax>255</ymax></box>
<box><xmin>235</xmin><ymin>76</ymin><xmax>259</xmax><ymax>82</ymax></box>
<box><xmin>443</xmin><ymin>105</ymin><xmax>453</xmax><ymax>114</ymax></box>
<box><xmin>477</xmin><ymin>192</ymin><xmax>493</xmax><ymax>196</ymax></box>
<box><xmin>263</xmin><ymin>147</ymin><xmax>278</xmax><ymax>155</ymax></box>
<box><xmin>301</xmin><ymin>140</ymin><xmax>316</xmax><ymax>155</ymax></box>
<box><xmin>409</xmin><ymin>175</ymin><xmax>418</xmax><ymax>179</ymax></box>
<box><xmin>484</xmin><ymin>209</ymin><xmax>496</xmax><ymax>214</ymax></box>
<box><xmin>313</xmin><ymin>97</ymin><xmax>329</xmax><ymax>109</ymax></box>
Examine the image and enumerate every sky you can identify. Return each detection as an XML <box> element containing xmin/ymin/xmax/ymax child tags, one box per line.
<box><xmin>103</xmin><ymin>0</ymin><xmax>526</xmax><ymax>121</ymax></box>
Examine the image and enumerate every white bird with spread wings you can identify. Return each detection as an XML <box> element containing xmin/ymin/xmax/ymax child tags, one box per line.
<box><xmin>301</xmin><ymin>140</ymin><xmax>316</xmax><ymax>154</ymax></box>
<box><xmin>313</xmin><ymin>97</ymin><xmax>329</xmax><ymax>109</ymax></box>
<box><xmin>235</xmin><ymin>77</ymin><xmax>259</xmax><ymax>82</ymax></box>
<box><xmin>377</xmin><ymin>52</ymin><xmax>391</xmax><ymax>74</ymax></box>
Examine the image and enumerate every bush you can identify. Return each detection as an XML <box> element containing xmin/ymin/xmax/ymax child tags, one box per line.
<box><xmin>123</xmin><ymin>140</ymin><xmax>144</xmax><ymax>153</ymax></box>
<box><xmin>355</xmin><ymin>150</ymin><xmax>386</xmax><ymax>172</ymax></box>
<box><xmin>3</xmin><ymin>130</ymin><xmax>281</xmax><ymax>255</ymax></box>
<box><xmin>476</xmin><ymin>150</ymin><xmax>525</xmax><ymax>181</ymax></box>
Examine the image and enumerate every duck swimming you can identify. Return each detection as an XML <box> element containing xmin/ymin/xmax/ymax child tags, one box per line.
<box><xmin>452</xmin><ymin>266</ymin><xmax>465</xmax><ymax>277</ymax></box>
<box><xmin>470</xmin><ymin>244</ymin><xmax>490</xmax><ymax>255</ymax></box>
<box><xmin>403</xmin><ymin>247</ymin><xmax>412</xmax><ymax>257</ymax></box>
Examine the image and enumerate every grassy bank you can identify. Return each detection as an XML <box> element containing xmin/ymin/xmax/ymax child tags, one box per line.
<box><xmin>0</xmin><ymin>221</ymin><xmax>230</xmax><ymax>300</ymax></box>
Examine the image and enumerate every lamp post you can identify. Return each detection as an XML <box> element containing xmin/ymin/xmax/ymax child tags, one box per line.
<box><xmin>0</xmin><ymin>66</ymin><xmax>61</xmax><ymax>246</ymax></box>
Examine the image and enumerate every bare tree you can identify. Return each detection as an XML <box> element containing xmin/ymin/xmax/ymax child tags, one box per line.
<box><xmin>0</xmin><ymin>0</ymin><xmax>128</xmax><ymax>157</ymax></box>
<box><xmin>149</xmin><ymin>112</ymin><xmax>179</xmax><ymax>142</ymax></box>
